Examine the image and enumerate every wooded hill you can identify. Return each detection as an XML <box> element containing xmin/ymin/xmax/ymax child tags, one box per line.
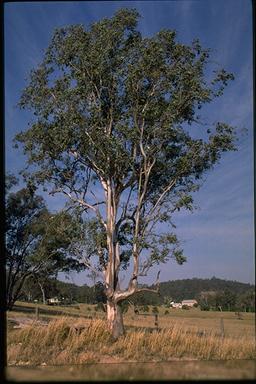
<box><xmin>20</xmin><ymin>275</ymin><xmax>254</xmax><ymax>311</ymax></box>
<box><xmin>157</xmin><ymin>276</ymin><xmax>254</xmax><ymax>301</ymax></box>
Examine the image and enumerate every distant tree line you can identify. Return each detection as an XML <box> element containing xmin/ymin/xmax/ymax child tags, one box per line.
<box><xmin>18</xmin><ymin>276</ymin><xmax>255</xmax><ymax>312</ymax></box>
<box><xmin>196</xmin><ymin>288</ymin><xmax>255</xmax><ymax>312</ymax></box>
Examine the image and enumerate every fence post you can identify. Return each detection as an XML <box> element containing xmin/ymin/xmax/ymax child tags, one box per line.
<box><xmin>220</xmin><ymin>317</ymin><xmax>224</xmax><ymax>338</ymax></box>
<box><xmin>154</xmin><ymin>314</ymin><xmax>158</xmax><ymax>329</ymax></box>
<box><xmin>35</xmin><ymin>306</ymin><xmax>39</xmax><ymax>321</ymax></box>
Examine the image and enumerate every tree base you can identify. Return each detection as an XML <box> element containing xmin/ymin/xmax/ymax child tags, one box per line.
<box><xmin>107</xmin><ymin>301</ymin><xmax>125</xmax><ymax>340</ymax></box>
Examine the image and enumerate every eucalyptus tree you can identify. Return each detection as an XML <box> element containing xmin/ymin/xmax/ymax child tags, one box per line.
<box><xmin>16</xmin><ymin>9</ymin><xmax>237</xmax><ymax>338</ymax></box>
<box><xmin>5</xmin><ymin>181</ymin><xmax>82</xmax><ymax>309</ymax></box>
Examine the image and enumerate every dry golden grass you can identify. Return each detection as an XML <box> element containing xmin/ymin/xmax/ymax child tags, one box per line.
<box><xmin>113</xmin><ymin>324</ymin><xmax>255</xmax><ymax>361</ymax></box>
<box><xmin>123</xmin><ymin>308</ymin><xmax>255</xmax><ymax>339</ymax></box>
<box><xmin>7</xmin><ymin>317</ymin><xmax>255</xmax><ymax>366</ymax></box>
<box><xmin>10</xmin><ymin>301</ymin><xmax>255</xmax><ymax>338</ymax></box>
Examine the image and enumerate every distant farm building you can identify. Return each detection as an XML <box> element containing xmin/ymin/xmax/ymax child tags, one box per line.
<box><xmin>47</xmin><ymin>297</ymin><xmax>61</xmax><ymax>305</ymax></box>
<box><xmin>181</xmin><ymin>299</ymin><xmax>198</xmax><ymax>307</ymax></box>
<box><xmin>170</xmin><ymin>301</ymin><xmax>182</xmax><ymax>309</ymax></box>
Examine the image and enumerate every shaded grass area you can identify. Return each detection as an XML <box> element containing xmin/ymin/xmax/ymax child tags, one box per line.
<box><xmin>6</xmin><ymin>360</ymin><xmax>256</xmax><ymax>381</ymax></box>
<box><xmin>7</xmin><ymin>317</ymin><xmax>255</xmax><ymax>366</ymax></box>
<box><xmin>11</xmin><ymin>301</ymin><xmax>104</xmax><ymax>319</ymax></box>
<box><xmin>11</xmin><ymin>305</ymin><xmax>95</xmax><ymax>321</ymax></box>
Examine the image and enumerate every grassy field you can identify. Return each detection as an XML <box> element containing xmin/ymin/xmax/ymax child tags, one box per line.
<box><xmin>8</xmin><ymin>300</ymin><xmax>255</xmax><ymax>338</ymax></box>
<box><xmin>6</xmin><ymin>301</ymin><xmax>255</xmax><ymax>380</ymax></box>
<box><xmin>6</xmin><ymin>302</ymin><xmax>256</xmax><ymax>381</ymax></box>
<box><xmin>7</xmin><ymin>317</ymin><xmax>255</xmax><ymax>363</ymax></box>
<box><xmin>124</xmin><ymin>308</ymin><xmax>255</xmax><ymax>339</ymax></box>
<box><xmin>10</xmin><ymin>301</ymin><xmax>105</xmax><ymax>319</ymax></box>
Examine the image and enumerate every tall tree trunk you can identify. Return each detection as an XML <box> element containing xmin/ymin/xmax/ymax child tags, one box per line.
<box><xmin>27</xmin><ymin>291</ymin><xmax>32</xmax><ymax>301</ymax></box>
<box><xmin>38</xmin><ymin>282</ymin><xmax>46</xmax><ymax>304</ymax></box>
<box><xmin>107</xmin><ymin>300</ymin><xmax>125</xmax><ymax>340</ymax></box>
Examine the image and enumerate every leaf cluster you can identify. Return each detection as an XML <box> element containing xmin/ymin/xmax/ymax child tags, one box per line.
<box><xmin>16</xmin><ymin>8</ymin><xmax>236</xmax><ymax>197</ymax></box>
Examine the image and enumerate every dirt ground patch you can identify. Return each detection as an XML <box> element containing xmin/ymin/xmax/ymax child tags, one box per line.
<box><xmin>5</xmin><ymin>360</ymin><xmax>256</xmax><ymax>381</ymax></box>
<box><xmin>8</xmin><ymin>317</ymin><xmax>49</xmax><ymax>328</ymax></box>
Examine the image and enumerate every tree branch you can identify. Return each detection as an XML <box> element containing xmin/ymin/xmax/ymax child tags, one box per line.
<box><xmin>61</xmin><ymin>190</ymin><xmax>107</xmax><ymax>229</ymax></box>
<box><xmin>113</xmin><ymin>270</ymin><xmax>160</xmax><ymax>303</ymax></box>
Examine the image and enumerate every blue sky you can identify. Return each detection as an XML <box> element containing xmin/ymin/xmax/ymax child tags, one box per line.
<box><xmin>5</xmin><ymin>0</ymin><xmax>254</xmax><ymax>286</ymax></box>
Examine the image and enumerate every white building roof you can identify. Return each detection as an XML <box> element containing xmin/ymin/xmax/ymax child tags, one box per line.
<box><xmin>182</xmin><ymin>299</ymin><xmax>197</xmax><ymax>303</ymax></box>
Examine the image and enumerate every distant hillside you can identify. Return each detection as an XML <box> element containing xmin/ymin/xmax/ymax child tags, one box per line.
<box><xmin>20</xmin><ymin>275</ymin><xmax>254</xmax><ymax>310</ymax></box>
<box><xmin>54</xmin><ymin>276</ymin><xmax>254</xmax><ymax>303</ymax></box>
<box><xmin>157</xmin><ymin>277</ymin><xmax>254</xmax><ymax>301</ymax></box>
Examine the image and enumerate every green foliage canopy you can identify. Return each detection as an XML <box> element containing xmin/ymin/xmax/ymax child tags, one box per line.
<box><xmin>5</xmin><ymin>179</ymin><xmax>83</xmax><ymax>309</ymax></box>
<box><xmin>15</xmin><ymin>9</ymin><xmax>237</xmax><ymax>289</ymax></box>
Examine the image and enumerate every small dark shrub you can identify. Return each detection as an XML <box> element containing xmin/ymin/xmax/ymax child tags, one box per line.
<box><xmin>200</xmin><ymin>304</ymin><xmax>210</xmax><ymax>311</ymax></box>
<box><xmin>134</xmin><ymin>306</ymin><xmax>139</xmax><ymax>314</ymax></box>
